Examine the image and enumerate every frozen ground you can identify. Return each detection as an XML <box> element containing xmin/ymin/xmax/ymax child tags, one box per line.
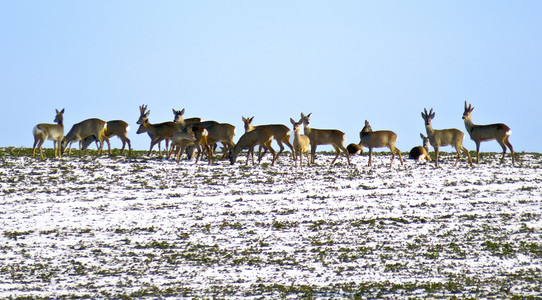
<box><xmin>0</xmin><ymin>148</ymin><xmax>541</xmax><ymax>298</ymax></box>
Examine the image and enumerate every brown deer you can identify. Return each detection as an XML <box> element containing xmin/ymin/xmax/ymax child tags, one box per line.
<box><xmin>242</xmin><ymin>116</ymin><xmax>295</xmax><ymax>163</ymax></box>
<box><xmin>290</xmin><ymin>118</ymin><xmax>311</xmax><ymax>167</ymax></box>
<box><xmin>172</xmin><ymin>108</ymin><xmax>207</xmax><ymax>161</ymax></box>
<box><xmin>62</xmin><ymin>118</ymin><xmax>109</xmax><ymax>156</ymax></box>
<box><xmin>422</xmin><ymin>108</ymin><xmax>472</xmax><ymax>167</ymax></box>
<box><xmin>32</xmin><ymin>108</ymin><xmax>65</xmax><ymax>159</ymax></box>
<box><xmin>347</xmin><ymin>143</ymin><xmax>363</xmax><ymax>155</ymax></box>
<box><xmin>462</xmin><ymin>101</ymin><xmax>514</xmax><ymax>164</ymax></box>
<box><xmin>359</xmin><ymin>120</ymin><xmax>403</xmax><ymax>167</ymax></box>
<box><xmin>408</xmin><ymin>133</ymin><xmax>430</xmax><ymax>161</ymax></box>
<box><xmin>81</xmin><ymin>120</ymin><xmax>131</xmax><ymax>155</ymax></box>
<box><xmin>136</xmin><ymin>105</ymin><xmax>181</xmax><ymax>157</ymax></box>
<box><xmin>197</xmin><ymin>121</ymin><xmax>236</xmax><ymax>160</ymax></box>
<box><xmin>228</xmin><ymin>128</ymin><xmax>276</xmax><ymax>166</ymax></box>
<box><xmin>299</xmin><ymin>113</ymin><xmax>350</xmax><ymax>166</ymax></box>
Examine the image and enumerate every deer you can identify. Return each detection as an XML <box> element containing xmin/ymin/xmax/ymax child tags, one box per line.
<box><xmin>197</xmin><ymin>121</ymin><xmax>236</xmax><ymax>160</ymax></box>
<box><xmin>81</xmin><ymin>120</ymin><xmax>131</xmax><ymax>155</ymax></box>
<box><xmin>462</xmin><ymin>101</ymin><xmax>515</xmax><ymax>164</ymax></box>
<box><xmin>421</xmin><ymin>108</ymin><xmax>473</xmax><ymax>167</ymax></box>
<box><xmin>228</xmin><ymin>128</ymin><xmax>276</xmax><ymax>166</ymax></box>
<box><xmin>32</xmin><ymin>108</ymin><xmax>65</xmax><ymax>159</ymax></box>
<box><xmin>359</xmin><ymin>120</ymin><xmax>403</xmax><ymax>167</ymax></box>
<box><xmin>408</xmin><ymin>133</ymin><xmax>431</xmax><ymax>162</ymax></box>
<box><xmin>136</xmin><ymin>105</ymin><xmax>181</xmax><ymax>157</ymax></box>
<box><xmin>299</xmin><ymin>113</ymin><xmax>350</xmax><ymax>166</ymax></box>
<box><xmin>61</xmin><ymin>118</ymin><xmax>109</xmax><ymax>156</ymax></box>
<box><xmin>171</xmin><ymin>125</ymin><xmax>211</xmax><ymax>164</ymax></box>
<box><xmin>290</xmin><ymin>118</ymin><xmax>311</xmax><ymax>167</ymax></box>
<box><xmin>242</xmin><ymin>116</ymin><xmax>295</xmax><ymax>163</ymax></box>
<box><xmin>172</xmin><ymin>108</ymin><xmax>206</xmax><ymax>160</ymax></box>
<box><xmin>347</xmin><ymin>143</ymin><xmax>363</xmax><ymax>155</ymax></box>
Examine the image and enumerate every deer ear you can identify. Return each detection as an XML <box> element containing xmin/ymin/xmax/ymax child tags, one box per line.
<box><xmin>61</xmin><ymin>108</ymin><xmax>65</xmax><ymax>113</ymax></box>
<box><xmin>249</xmin><ymin>116</ymin><xmax>254</xmax><ymax>122</ymax></box>
<box><xmin>180</xmin><ymin>108</ymin><xmax>185</xmax><ymax>115</ymax></box>
<box><xmin>365</xmin><ymin>120</ymin><xmax>369</xmax><ymax>125</ymax></box>
<box><xmin>307</xmin><ymin>113</ymin><xmax>312</xmax><ymax>118</ymax></box>
<box><xmin>290</xmin><ymin>118</ymin><xmax>296</xmax><ymax>124</ymax></box>
<box><xmin>431</xmin><ymin>112</ymin><xmax>436</xmax><ymax>119</ymax></box>
<box><xmin>420</xmin><ymin>133</ymin><xmax>424</xmax><ymax>139</ymax></box>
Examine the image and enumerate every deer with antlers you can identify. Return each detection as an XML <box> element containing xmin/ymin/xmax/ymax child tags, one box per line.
<box><xmin>422</xmin><ymin>108</ymin><xmax>472</xmax><ymax>167</ymax></box>
<box><xmin>136</xmin><ymin>105</ymin><xmax>181</xmax><ymax>157</ymax></box>
<box><xmin>462</xmin><ymin>101</ymin><xmax>514</xmax><ymax>164</ymax></box>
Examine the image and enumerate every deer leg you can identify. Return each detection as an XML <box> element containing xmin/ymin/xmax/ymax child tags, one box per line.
<box><xmin>434</xmin><ymin>146</ymin><xmax>439</xmax><ymax>167</ymax></box>
<box><xmin>475</xmin><ymin>142</ymin><xmax>481</xmax><ymax>164</ymax></box>
<box><xmin>504</xmin><ymin>136</ymin><xmax>514</xmax><ymax>164</ymax></box>
<box><xmin>463</xmin><ymin>146</ymin><xmax>473</xmax><ymax>166</ymax></box>
<box><xmin>395</xmin><ymin>147</ymin><xmax>403</xmax><ymax>165</ymax></box>
<box><xmin>331</xmin><ymin>145</ymin><xmax>341</xmax><ymax>165</ymax></box>
<box><xmin>310</xmin><ymin>145</ymin><xmax>317</xmax><ymax>164</ymax></box>
<box><xmin>339</xmin><ymin>145</ymin><xmax>351</xmax><ymax>165</ymax></box>
<box><xmin>368</xmin><ymin>147</ymin><xmax>373</xmax><ymax>166</ymax></box>
<box><xmin>284</xmin><ymin>139</ymin><xmax>295</xmax><ymax>162</ymax></box>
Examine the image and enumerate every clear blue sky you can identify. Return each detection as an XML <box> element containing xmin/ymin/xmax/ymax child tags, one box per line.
<box><xmin>2</xmin><ymin>1</ymin><xmax>541</xmax><ymax>153</ymax></box>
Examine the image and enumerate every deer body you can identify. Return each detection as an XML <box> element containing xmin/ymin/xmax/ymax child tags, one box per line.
<box><xmin>422</xmin><ymin>108</ymin><xmax>472</xmax><ymax>167</ymax></box>
<box><xmin>462</xmin><ymin>101</ymin><xmax>514</xmax><ymax>164</ymax></box>
<box><xmin>290</xmin><ymin>118</ymin><xmax>311</xmax><ymax>167</ymax></box>
<box><xmin>347</xmin><ymin>143</ymin><xmax>363</xmax><ymax>155</ymax></box>
<box><xmin>243</xmin><ymin>117</ymin><xmax>294</xmax><ymax>162</ymax></box>
<box><xmin>81</xmin><ymin>120</ymin><xmax>131</xmax><ymax>155</ymax></box>
<box><xmin>359</xmin><ymin>120</ymin><xmax>403</xmax><ymax>167</ymax></box>
<box><xmin>32</xmin><ymin>108</ymin><xmax>65</xmax><ymax>159</ymax></box>
<box><xmin>62</xmin><ymin>118</ymin><xmax>109</xmax><ymax>156</ymax></box>
<box><xmin>198</xmin><ymin>121</ymin><xmax>236</xmax><ymax>159</ymax></box>
<box><xmin>228</xmin><ymin>128</ymin><xmax>276</xmax><ymax>166</ymax></box>
<box><xmin>300</xmin><ymin>113</ymin><xmax>350</xmax><ymax>166</ymax></box>
<box><xmin>136</xmin><ymin>105</ymin><xmax>180</xmax><ymax>157</ymax></box>
<box><xmin>408</xmin><ymin>133</ymin><xmax>430</xmax><ymax>161</ymax></box>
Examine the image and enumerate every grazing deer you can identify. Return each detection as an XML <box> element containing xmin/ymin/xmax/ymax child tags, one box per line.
<box><xmin>136</xmin><ymin>105</ymin><xmax>181</xmax><ymax>157</ymax></box>
<box><xmin>172</xmin><ymin>125</ymin><xmax>210</xmax><ymax>164</ymax></box>
<box><xmin>32</xmin><ymin>108</ymin><xmax>65</xmax><ymax>159</ymax></box>
<box><xmin>81</xmin><ymin>120</ymin><xmax>131</xmax><ymax>155</ymax></box>
<box><xmin>421</xmin><ymin>108</ymin><xmax>472</xmax><ymax>167</ymax></box>
<box><xmin>408</xmin><ymin>133</ymin><xmax>430</xmax><ymax>161</ymax></box>
<box><xmin>242</xmin><ymin>116</ymin><xmax>295</xmax><ymax>162</ymax></box>
<box><xmin>290</xmin><ymin>118</ymin><xmax>311</xmax><ymax>167</ymax></box>
<box><xmin>62</xmin><ymin>118</ymin><xmax>109</xmax><ymax>156</ymax></box>
<box><xmin>299</xmin><ymin>113</ymin><xmax>350</xmax><ymax>166</ymax></box>
<box><xmin>462</xmin><ymin>101</ymin><xmax>514</xmax><ymax>164</ymax></box>
<box><xmin>171</xmin><ymin>129</ymin><xmax>197</xmax><ymax>163</ymax></box>
<box><xmin>358</xmin><ymin>120</ymin><xmax>403</xmax><ymax>167</ymax></box>
<box><xmin>347</xmin><ymin>143</ymin><xmax>363</xmax><ymax>155</ymax></box>
<box><xmin>228</xmin><ymin>128</ymin><xmax>276</xmax><ymax>166</ymax></box>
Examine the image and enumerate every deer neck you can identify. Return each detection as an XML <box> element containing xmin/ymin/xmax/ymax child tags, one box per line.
<box><xmin>463</xmin><ymin>116</ymin><xmax>475</xmax><ymax>133</ymax></box>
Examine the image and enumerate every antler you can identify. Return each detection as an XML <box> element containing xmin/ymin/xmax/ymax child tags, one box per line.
<box><xmin>139</xmin><ymin>105</ymin><xmax>148</xmax><ymax>115</ymax></box>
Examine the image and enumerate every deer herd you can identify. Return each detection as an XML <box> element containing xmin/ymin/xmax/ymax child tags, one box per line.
<box><xmin>31</xmin><ymin>102</ymin><xmax>515</xmax><ymax>168</ymax></box>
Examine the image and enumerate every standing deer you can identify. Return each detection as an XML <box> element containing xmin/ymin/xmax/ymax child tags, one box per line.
<box><xmin>81</xmin><ymin>120</ymin><xmax>132</xmax><ymax>155</ymax></box>
<box><xmin>197</xmin><ymin>121</ymin><xmax>236</xmax><ymax>160</ymax></box>
<box><xmin>172</xmin><ymin>108</ymin><xmax>206</xmax><ymax>160</ymax></box>
<box><xmin>242</xmin><ymin>116</ymin><xmax>295</xmax><ymax>162</ymax></box>
<box><xmin>299</xmin><ymin>113</ymin><xmax>350</xmax><ymax>166</ymax></box>
<box><xmin>136</xmin><ymin>105</ymin><xmax>180</xmax><ymax>157</ymax></box>
<box><xmin>422</xmin><ymin>108</ymin><xmax>472</xmax><ymax>167</ymax></box>
<box><xmin>32</xmin><ymin>108</ymin><xmax>65</xmax><ymax>159</ymax></box>
<box><xmin>228</xmin><ymin>128</ymin><xmax>276</xmax><ymax>166</ymax></box>
<box><xmin>290</xmin><ymin>118</ymin><xmax>311</xmax><ymax>167</ymax></box>
<box><xmin>359</xmin><ymin>120</ymin><xmax>403</xmax><ymax>167</ymax></box>
<box><xmin>462</xmin><ymin>101</ymin><xmax>514</xmax><ymax>164</ymax></box>
<box><xmin>62</xmin><ymin>118</ymin><xmax>109</xmax><ymax>156</ymax></box>
<box><xmin>408</xmin><ymin>133</ymin><xmax>431</xmax><ymax>161</ymax></box>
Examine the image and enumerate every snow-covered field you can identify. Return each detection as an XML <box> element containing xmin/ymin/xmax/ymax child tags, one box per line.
<box><xmin>1</xmin><ymin>148</ymin><xmax>541</xmax><ymax>298</ymax></box>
